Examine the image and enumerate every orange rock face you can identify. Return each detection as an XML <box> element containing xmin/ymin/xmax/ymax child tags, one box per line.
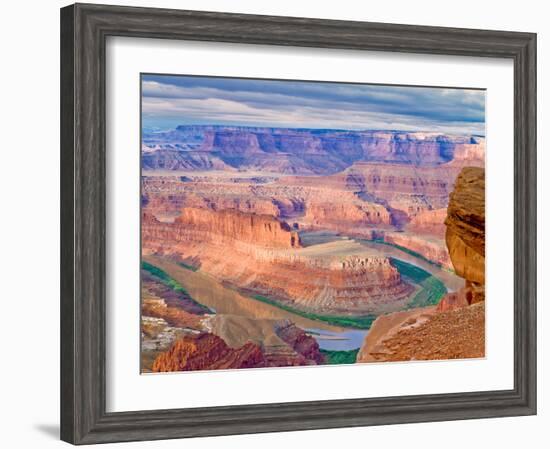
<box><xmin>143</xmin><ymin>207</ymin><xmax>300</xmax><ymax>252</ymax></box>
<box><xmin>342</xmin><ymin>162</ymin><xmax>461</xmax><ymax>209</ymax></box>
<box><xmin>143</xmin><ymin>208</ymin><xmax>413</xmax><ymax>315</ymax></box>
<box><xmin>357</xmin><ymin>166</ymin><xmax>486</xmax><ymax>363</ymax></box>
<box><xmin>141</xmin><ymin>297</ymin><xmax>203</xmax><ymax>330</ymax></box>
<box><xmin>445</xmin><ymin>167</ymin><xmax>485</xmax><ymax>287</ymax></box>
<box><xmin>303</xmin><ymin>201</ymin><xmax>391</xmax><ymax>236</ymax></box>
<box><xmin>383</xmin><ymin>232</ymin><xmax>452</xmax><ymax>269</ymax></box>
<box><xmin>357</xmin><ymin>302</ymin><xmax>485</xmax><ymax>362</ymax></box>
<box><xmin>142</xmin><ymin>176</ymin><xmax>283</xmax><ymax>222</ymax></box>
<box><xmin>436</xmin><ymin>289</ymin><xmax>470</xmax><ymax>312</ymax></box>
<box><xmin>406</xmin><ymin>208</ymin><xmax>448</xmax><ymax>237</ymax></box>
<box><xmin>282</xmin><ymin>161</ymin><xmax>464</xmax><ymax>226</ymax></box>
<box><xmin>152</xmin><ymin>333</ymin><xmax>265</xmax><ymax>372</ymax></box>
<box><xmin>175</xmin><ymin>207</ymin><xmax>301</xmax><ymax>249</ymax></box>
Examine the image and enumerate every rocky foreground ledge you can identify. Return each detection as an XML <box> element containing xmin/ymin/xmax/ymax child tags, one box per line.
<box><xmin>357</xmin><ymin>167</ymin><xmax>485</xmax><ymax>362</ymax></box>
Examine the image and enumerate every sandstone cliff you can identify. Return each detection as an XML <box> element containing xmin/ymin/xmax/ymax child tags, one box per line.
<box><xmin>152</xmin><ymin>333</ymin><xmax>265</xmax><ymax>372</ymax></box>
<box><xmin>406</xmin><ymin>208</ymin><xmax>448</xmax><ymax>237</ymax></box>
<box><xmin>141</xmin><ymin>174</ymin><xmax>393</xmax><ymax>235</ymax></box>
<box><xmin>275</xmin><ymin>321</ymin><xmax>324</xmax><ymax>365</ymax></box>
<box><xmin>357</xmin><ymin>167</ymin><xmax>485</xmax><ymax>362</ymax></box>
<box><xmin>142</xmin><ymin>126</ymin><xmax>485</xmax><ymax>175</ymax></box>
<box><xmin>281</xmin><ymin>161</ymin><xmax>463</xmax><ymax>227</ymax></box>
<box><xmin>204</xmin><ymin>314</ymin><xmax>324</xmax><ymax>367</ymax></box>
<box><xmin>383</xmin><ymin>231</ymin><xmax>452</xmax><ymax>269</ymax></box>
<box><xmin>303</xmin><ymin>200</ymin><xmax>391</xmax><ymax>236</ymax></box>
<box><xmin>143</xmin><ymin>209</ymin><xmax>413</xmax><ymax>315</ymax></box>
<box><xmin>175</xmin><ymin>207</ymin><xmax>301</xmax><ymax>249</ymax></box>
<box><xmin>356</xmin><ymin>302</ymin><xmax>484</xmax><ymax>362</ymax></box>
<box><xmin>445</xmin><ymin>167</ymin><xmax>485</xmax><ymax>302</ymax></box>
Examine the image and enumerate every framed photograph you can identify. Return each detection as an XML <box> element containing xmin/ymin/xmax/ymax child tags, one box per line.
<box><xmin>60</xmin><ymin>3</ymin><xmax>536</xmax><ymax>444</ymax></box>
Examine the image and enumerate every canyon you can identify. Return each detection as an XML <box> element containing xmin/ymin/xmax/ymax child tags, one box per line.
<box><xmin>357</xmin><ymin>167</ymin><xmax>486</xmax><ymax>362</ymax></box>
<box><xmin>142</xmin><ymin>208</ymin><xmax>414</xmax><ymax>315</ymax></box>
<box><xmin>140</xmin><ymin>125</ymin><xmax>485</xmax><ymax>372</ymax></box>
<box><xmin>143</xmin><ymin>126</ymin><xmax>484</xmax><ymax>175</ymax></box>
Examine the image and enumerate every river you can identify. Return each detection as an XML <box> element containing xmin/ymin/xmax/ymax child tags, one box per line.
<box><xmin>144</xmin><ymin>235</ymin><xmax>462</xmax><ymax>352</ymax></box>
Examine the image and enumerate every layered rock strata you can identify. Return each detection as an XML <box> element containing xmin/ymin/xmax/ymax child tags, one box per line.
<box><xmin>303</xmin><ymin>201</ymin><xmax>391</xmax><ymax>236</ymax></box>
<box><xmin>275</xmin><ymin>321</ymin><xmax>324</xmax><ymax>365</ymax></box>
<box><xmin>152</xmin><ymin>334</ymin><xmax>265</xmax><ymax>372</ymax></box>
<box><xmin>176</xmin><ymin>207</ymin><xmax>301</xmax><ymax>249</ymax></box>
<box><xmin>406</xmin><ymin>208</ymin><xmax>448</xmax><ymax>237</ymax></box>
<box><xmin>383</xmin><ymin>232</ymin><xmax>452</xmax><ymax>269</ymax></box>
<box><xmin>281</xmin><ymin>161</ymin><xmax>464</xmax><ymax>227</ymax></box>
<box><xmin>357</xmin><ymin>166</ymin><xmax>485</xmax><ymax>362</ymax></box>
<box><xmin>143</xmin><ymin>126</ymin><xmax>485</xmax><ymax>175</ymax></box>
<box><xmin>445</xmin><ymin>167</ymin><xmax>485</xmax><ymax>302</ymax></box>
<box><xmin>142</xmin><ymin>209</ymin><xmax>413</xmax><ymax>315</ymax></box>
<box><xmin>141</xmin><ymin>175</ymin><xmax>393</xmax><ymax>235</ymax></box>
<box><xmin>357</xmin><ymin>302</ymin><xmax>485</xmax><ymax>362</ymax></box>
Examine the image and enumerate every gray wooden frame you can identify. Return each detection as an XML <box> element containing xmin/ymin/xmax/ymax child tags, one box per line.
<box><xmin>60</xmin><ymin>3</ymin><xmax>537</xmax><ymax>445</ymax></box>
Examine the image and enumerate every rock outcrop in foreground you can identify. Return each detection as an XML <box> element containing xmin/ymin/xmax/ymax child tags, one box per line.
<box><xmin>445</xmin><ymin>167</ymin><xmax>485</xmax><ymax>303</ymax></box>
<box><xmin>151</xmin><ymin>324</ymin><xmax>326</xmax><ymax>372</ymax></box>
<box><xmin>152</xmin><ymin>334</ymin><xmax>265</xmax><ymax>372</ymax></box>
<box><xmin>358</xmin><ymin>167</ymin><xmax>485</xmax><ymax>362</ymax></box>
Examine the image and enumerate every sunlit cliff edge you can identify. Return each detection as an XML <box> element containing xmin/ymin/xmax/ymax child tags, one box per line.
<box><xmin>357</xmin><ymin>167</ymin><xmax>485</xmax><ymax>362</ymax></box>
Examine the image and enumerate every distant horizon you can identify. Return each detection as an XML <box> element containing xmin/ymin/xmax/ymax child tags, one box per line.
<box><xmin>142</xmin><ymin>123</ymin><xmax>486</xmax><ymax>138</ymax></box>
<box><xmin>142</xmin><ymin>74</ymin><xmax>486</xmax><ymax>136</ymax></box>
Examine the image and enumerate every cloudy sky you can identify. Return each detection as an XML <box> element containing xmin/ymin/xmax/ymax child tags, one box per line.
<box><xmin>141</xmin><ymin>74</ymin><xmax>485</xmax><ymax>136</ymax></box>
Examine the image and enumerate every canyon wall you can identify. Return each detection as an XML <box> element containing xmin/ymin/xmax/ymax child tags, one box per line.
<box><xmin>302</xmin><ymin>200</ymin><xmax>391</xmax><ymax>236</ymax></box>
<box><xmin>445</xmin><ymin>167</ymin><xmax>485</xmax><ymax>301</ymax></box>
<box><xmin>357</xmin><ymin>166</ymin><xmax>485</xmax><ymax>362</ymax></box>
<box><xmin>406</xmin><ymin>208</ymin><xmax>448</xmax><ymax>237</ymax></box>
<box><xmin>152</xmin><ymin>334</ymin><xmax>265</xmax><ymax>372</ymax></box>
<box><xmin>141</xmin><ymin>162</ymin><xmax>456</xmax><ymax>242</ymax></box>
<box><xmin>280</xmin><ymin>160</ymin><xmax>463</xmax><ymax>227</ymax></box>
<box><xmin>142</xmin><ymin>174</ymin><xmax>394</xmax><ymax>231</ymax></box>
<box><xmin>383</xmin><ymin>232</ymin><xmax>452</xmax><ymax>269</ymax></box>
<box><xmin>341</xmin><ymin>162</ymin><xmax>462</xmax><ymax>215</ymax></box>
<box><xmin>175</xmin><ymin>207</ymin><xmax>301</xmax><ymax>249</ymax></box>
<box><xmin>143</xmin><ymin>126</ymin><xmax>485</xmax><ymax>175</ymax></box>
<box><xmin>141</xmin><ymin>260</ymin><xmax>327</xmax><ymax>371</ymax></box>
<box><xmin>142</xmin><ymin>208</ymin><xmax>413</xmax><ymax>315</ymax></box>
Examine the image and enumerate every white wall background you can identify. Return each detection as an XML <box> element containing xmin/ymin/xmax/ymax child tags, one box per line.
<box><xmin>0</xmin><ymin>0</ymin><xmax>546</xmax><ymax>448</ymax></box>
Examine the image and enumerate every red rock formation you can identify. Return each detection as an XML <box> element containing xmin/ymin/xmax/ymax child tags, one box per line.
<box><xmin>357</xmin><ymin>166</ymin><xmax>486</xmax><ymax>363</ymax></box>
<box><xmin>143</xmin><ymin>126</ymin><xmax>485</xmax><ymax>174</ymax></box>
<box><xmin>152</xmin><ymin>333</ymin><xmax>265</xmax><ymax>372</ymax></box>
<box><xmin>144</xmin><ymin>207</ymin><xmax>301</xmax><ymax>249</ymax></box>
<box><xmin>142</xmin><ymin>176</ymin><xmax>286</xmax><ymax>224</ymax></box>
<box><xmin>303</xmin><ymin>200</ymin><xmax>391</xmax><ymax>236</ymax></box>
<box><xmin>175</xmin><ymin>207</ymin><xmax>301</xmax><ymax>248</ymax></box>
<box><xmin>446</xmin><ymin>139</ymin><xmax>485</xmax><ymax>168</ymax></box>
<box><xmin>436</xmin><ymin>290</ymin><xmax>470</xmax><ymax>312</ymax></box>
<box><xmin>275</xmin><ymin>321</ymin><xmax>324</xmax><ymax>364</ymax></box>
<box><xmin>342</xmin><ymin>162</ymin><xmax>461</xmax><ymax>214</ymax></box>
<box><xmin>357</xmin><ymin>302</ymin><xmax>485</xmax><ymax>362</ymax></box>
<box><xmin>406</xmin><ymin>208</ymin><xmax>448</xmax><ymax>237</ymax></box>
<box><xmin>143</xmin><ymin>209</ymin><xmax>413</xmax><ymax>315</ymax></box>
<box><xmin>225</xmin><ymin>254</ymin><xmax>412</xmax><ymax>314</ymax></box>
<box><xmin>141</xmin><ymin>297</ymin><xmax>203</xmax><ymax>330</ymax></box>
<box><xmin>383</xmin><ymin>232</ymin><xmax>452</xmax><ymax>269</ymax></box>
<box><xmin>282</xmin><ymin>161</ymin><xmax>464</xmax><ymax>226</ymax></box>
<box><xmin>142</xmin><ymin>174</ymin><xmax>391</xmax><ymax>233</ymax></box>
<box><xmin>445</xmin><ymin>167</ymin><xmax>485</xmax><ymax>291</ymax></box>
